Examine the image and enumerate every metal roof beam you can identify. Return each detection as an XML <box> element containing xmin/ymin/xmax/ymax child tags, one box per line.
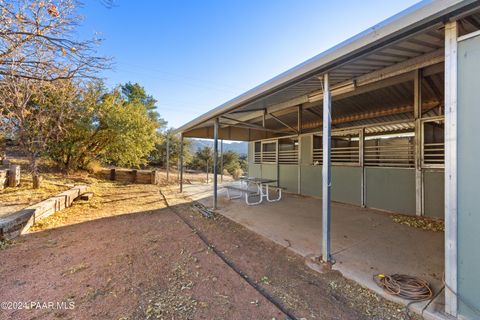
<box><xmin>355</xmin><ymin>48</ymin><xmax>444</xmax><ymax>86</ymax></box>
<box><xmin>219</xmin><ymin>115</ymin><xmax>285</xmax><ymax>133</ymax></box>
<box><xmin>290</xmin><ymin>100</ymin><xmax>439</xmax><ymax>131</ymax></box>
<box><xmin>229</xmin><ymin>50</ymin><xmax>444</xmax><ymax>126</ymax></box>
<box><xmin>306</xmin><ymin>108</ymin><xmax>323</xmax><ymax>119</ymax></box>
<box><xmin>219</xmin><ymin>122</ymin><xmax>284</xmax><ymax>134</ymax></box>
<box><xmin>269</xmin><ymin>113</ymin><xmax>298</xmax><ymax>134</ymax></box>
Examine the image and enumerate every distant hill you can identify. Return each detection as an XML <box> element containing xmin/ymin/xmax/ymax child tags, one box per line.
<box><xmin>189</xmin><ymin>139</ymin><xmax>247</xmax><ymax>156</ymax></box>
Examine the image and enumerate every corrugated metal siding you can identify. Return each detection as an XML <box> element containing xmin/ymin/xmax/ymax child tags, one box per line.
<box><xmin>232</xmin><ymin>27</ymin><xmax>444</xmax><ymax>117</ymax></box>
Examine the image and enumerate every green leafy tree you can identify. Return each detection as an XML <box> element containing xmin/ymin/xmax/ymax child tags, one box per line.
<box><xmin>188</xmin><ymin>146</ymin><xmax>247</xmax><ymax>178</ymax></box>
<box><xmin>149</xmin><ymin>128</ymin><xmax>191</xmax><ymax>168</ymax></box>
<box><xmin>121</xmin><ymin>82</ymin><xmax>166</xmax><ymax>127</ymax></box>
<box><xmin>48</xmin><ymin>81</ymin><xmax>159</xmax><ymax>171</ymax></box>
<box><xmin>221</xmin><ymin>150</ymin><xmax>246</xmax><ymax>175</ymax></box>
<box><xmin>190</xmin><ymin>146</ymin><xmax>214</xmax><ymax>172</ymax></box>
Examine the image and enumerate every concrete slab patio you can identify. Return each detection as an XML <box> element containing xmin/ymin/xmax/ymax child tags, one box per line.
<box><xmin>180</xmin><ymin>182</ymin><xmax>446</xmax><ymax>319</ymax></box>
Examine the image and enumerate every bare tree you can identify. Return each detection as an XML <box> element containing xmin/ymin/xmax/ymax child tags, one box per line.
<box><xmin>0</xmin><ymin>77</ymin><xmax>79</xmax><ymax>187</ymax></box>
<box><xmin>0</xmin><ymin>0</ymin><xmax>110</xmax><ymax>188</ymax></box>
<box><xmin>0</xmin><ymin>0</ymin><xmax>110</xmax><ymax>81</ymax></box>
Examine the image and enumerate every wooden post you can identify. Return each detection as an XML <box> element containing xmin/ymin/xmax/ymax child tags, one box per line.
<box><xmin>8</xmin><ymin>165</ymin><xmax>20</xmax><ymax>188</ymax></box>
<box><xmin>110</xmin><ymin>168</ymin><xmax>116</xmax><ymax>181</ymax></box>
<box><xmin>0</xmin><ymin>170</ymin><xmax>6</xmax><ymax>189</ymax></box>
<box><xmin>32</xmin><ymin>174</ymin><xmax>42</xmax><ymax>189</ymax></box>
<box><xmin>132</xmin><ymin>169</ymin><xmax>137</xmax><ymax>183</ymax></box>
<box><xmin>151</xmin><ymin>170</ymin><xmax>159</xmax><ymax>184</ymax></box>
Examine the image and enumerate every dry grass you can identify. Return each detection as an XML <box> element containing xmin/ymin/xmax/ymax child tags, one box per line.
<box><xmin>0</xmin><ymin>239</ymin><xmax>14</xmax><ymax>250</ymax></box>
<box><xmin>391</xmin><ymin>214</ymin><xmax>444</xmax><ymax>232</ymax></box>
<box><xmin>0</xmin><ymin>173</ymin><xmax>74</xmax><ymax>216</ymax></box>
<box><xmin>62</xmin><ymin>263</ymin><xmax>89</xmax><ymax>276</ymax></box>
<box><xmin>0</xmin><ymin>156</ymin><xmax>97</xmax><ymax>217</ymax></box>
<box><xmin>29</xmin><ymin>178</ymin><xmax>168</xmax><ymax>231</ymax></box>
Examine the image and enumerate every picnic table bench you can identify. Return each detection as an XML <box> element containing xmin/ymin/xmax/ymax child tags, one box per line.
<box><xmin>224</xmin><ymin>177</ymin><xmax>284</xmax><ymax>205</ymax></box>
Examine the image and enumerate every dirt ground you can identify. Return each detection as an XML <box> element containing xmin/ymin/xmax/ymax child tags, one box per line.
<box><xmin>0</xmin><ymin>179</ymin><xmax>417</xmax><ymax>320</ymax></box>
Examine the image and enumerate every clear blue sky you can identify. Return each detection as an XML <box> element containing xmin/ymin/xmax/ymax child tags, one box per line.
<box><xmin>79</xmin><ymin>0</ymin><xmax>420</xmax><ymax>128</ymax></box>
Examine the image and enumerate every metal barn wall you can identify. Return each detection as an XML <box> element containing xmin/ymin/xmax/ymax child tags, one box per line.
<box><xmin>247</xmin><ymin>142</ymin><xmax>262</xmax><ymax>177</ymax></box>
<box><xmin>249</xmin><ymin>139</ymin><xmax>441</xmax><ymax>216</ymax></box>
<box><xmin>457</xmin><ymin>33</ymin><xmax>480</xmax><ymax>319</ymax></box>
<box><xmin>299</xmin><ymin>135</ymin><xmax>321</xmax><ymax>197</ymax></box>
<box><xmin>248</xmin><ymin>141</ymin><xmax>254</xmax><ymax>163</ymax></box>
<box><xmin>365</xmin><ymin>167</ymin><xmax>416</xmax><ymax>215</ymax></box>
<box><xmin>332</xmin><ymin>167</ymin><xmax>362</xmax><ymax>206</ymax></box>
<box><xmin>249</xmin><ymin>164</ymin><xmax>261</xmax><ymax>178</ymax></box>
<box><xmin>279</xmin><ymin>165</ymin><xmax>298</xmax><ymax>193</ymax></box>
<box><xmin>261</xmin><ymin>164</ymin><xmax>277</xmax><ymax>181</ymax></box>
<box><xmin>300</xmin><ymin>166</ymin><xmax>322</xmax><ymax>197</ymax></box>
<box><xmin>424</xmin><ymin>170</ymin><xmax>444</xmax><ymax>218</ymax></box>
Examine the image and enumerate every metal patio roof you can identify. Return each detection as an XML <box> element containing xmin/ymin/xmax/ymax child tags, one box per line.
<box><xmin>175</xmin><ymin>0</ymin><xmax>480</xmax><ymax>139</ymax></box>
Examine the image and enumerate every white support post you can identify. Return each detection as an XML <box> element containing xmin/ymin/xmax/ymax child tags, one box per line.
<box><xmin>213</xmin><ymin>118</ymin><xmax>219</xmax><ymax>210</ymax></box>
<box><xmin>298</xmin><ymin>105</ymin><xmax>302</xmax><ymax>194</ymax></box>
<box><xmin>179</xmin><ymin>134</ymin><xmax>184</xmax><ymax>193</ymax></box>
<box><xmin>444</xmin><ymin>20</ymin><xmax>458</xmax><ymax>317</ymax></box>
<box><xmin>220</xmin><ymin>139</ymin><xmax>224</xmax><ymax>183</ymax></box>
<box><xmin>166</xmin><ymin>137</ymin><xmax>170</xmax><ymax>183</ymax></box>
<box><xmin>322</xmin><ymin>73</ymin><xmax>332</xmax><ymax>263</ymax></box>
<box><xmin>359</xmin><ymin>128</ymin><xmax>365</xmax><ymax>208</ymax></box>
<box><xmin>414</xmin><ymin>69</ymin><xmax>424</xmax><ymax>216</ymax></box>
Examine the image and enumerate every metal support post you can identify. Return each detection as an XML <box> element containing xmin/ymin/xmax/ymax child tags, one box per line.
<box><xmin>359</xmin><ymin>128</ymin><xmax>365</xmax><ymax>208</ymax></box>
<box><xmin>444</xmin><ymin>20</ymin><xmax>458</xmax><ymax>317</ymax></box>
<box><xmin>220</xmin><ymin>139</ymin><xmax>224</xmax><ymax>183</ymax></box>
<box><xmin>213</xmin><ymin>118</ymin><xmax>219</xmax><ymax>209</ymax></box>
<box><xmin>414</xmin><ymin>69</ymin><xmax>424</xmax><ymax>216</ymax></box>
<box><xmin>322</xmin><ymin>73</ymin><xmax>332</xmax><ymax>263</ymax></box>
<box><xmin>179</xmin><ymin>134</ymin><xmax>184</xmax><ymax>193</ymax></box>
<box><xmin>166</xmin><ymin>137</ymin><xmax>170</xmax><ymax>182</ymax></box>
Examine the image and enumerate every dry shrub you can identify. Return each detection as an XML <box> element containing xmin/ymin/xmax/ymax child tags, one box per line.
<box><xmin>85</xmin><ymin>160</ymin><xmax>103</xmax><ymax>174</ymax></box>
<box><xmin>232</xmin><ymin>168</ymin><xmax>243</xmax><ymax>180</ymax></box>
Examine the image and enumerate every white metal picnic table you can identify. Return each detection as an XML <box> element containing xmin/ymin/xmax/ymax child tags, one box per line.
<box><xmin>228</xmin><ymin>176</ymin><xmax>282</xmax><ymax>205</ymax></box>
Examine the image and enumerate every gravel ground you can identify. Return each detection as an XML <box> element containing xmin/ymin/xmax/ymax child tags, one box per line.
<box><xmin>0</xmin><ymin>181</ymin><xmax>419</xmax><ymax>320</ymax></box>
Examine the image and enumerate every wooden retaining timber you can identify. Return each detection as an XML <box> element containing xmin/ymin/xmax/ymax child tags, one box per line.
<box><xmin>0</xmin><ymin>164</ymin><xmax>20</xmax><ymax>190</ymax></box>
<box><xmin>8</xmin><ymin>165</ymin><xmax>20</xmax><ymax>188</ymax></box>
<box><xmin>0</xmin><ymin>185</ymin><xmax>88</xmax><ymax>240</ymax></box>
<box><xmin>0</xmin><ymin>169</ymin><xmax>7</xmax><ymax>190</ymax></box>
<box><xmin>97</xmin><ymin>168</ymin><xmax>160</xmax><ymax>185</ymax></box>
